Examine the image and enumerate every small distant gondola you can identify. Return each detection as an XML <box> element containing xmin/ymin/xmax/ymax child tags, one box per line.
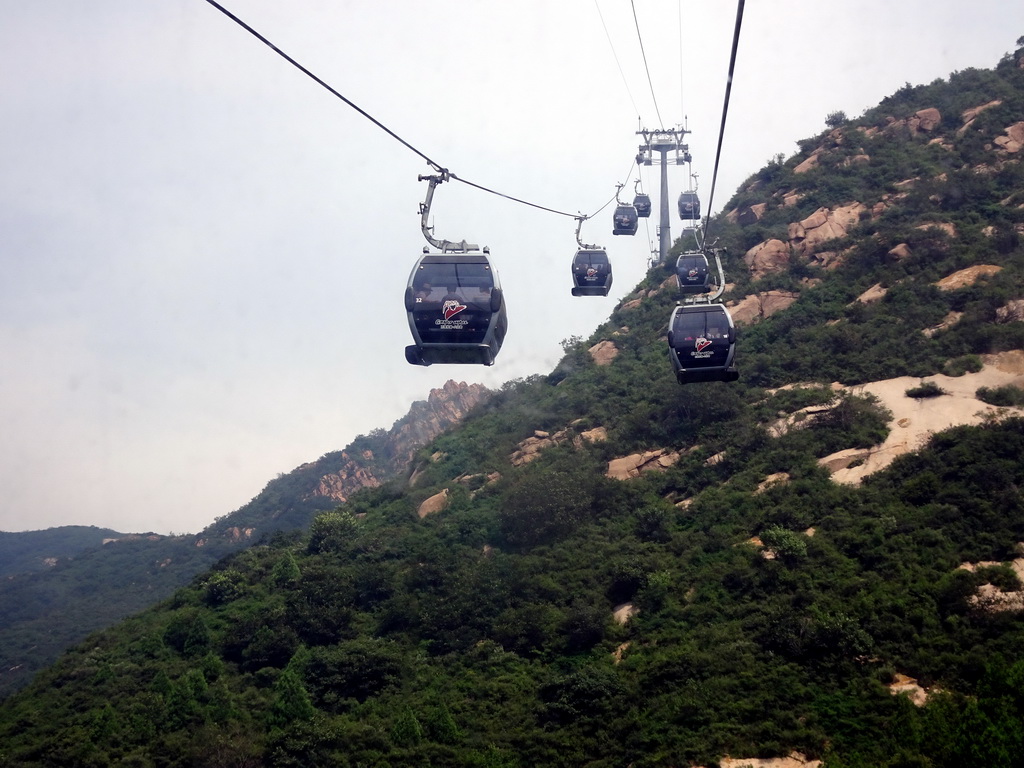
<box><xmin>667</xmin><ymin>304</ymin><xmax>738</xmax><ymax>384</ymax></box>
<box><xmin>633</xmin><ymin>193</ymin><xmax>652</xmax><ymax>218</ymax></box>
<box><xmin>405</xmin><ymin>251</ymin><xmax>507</xmax><ymax>366</ymax></box>
<box><xmin>677</xmin><ymin>191</ymin><xmax>701</xmax><ymax>221</ymax></box>
<box><xmin>675</xmin><ymin>252</ymin><xmax>711</xmax><ymax>295</ymax></box>
<box><xmin>612</xmin><ymin>204</ymin><xmax>639</xmax><ymax>236</ymax></box>
<box><xmin>571</xmin><ymin>248</ymin><xmax>613</xmax><ymax>297</ymax></box>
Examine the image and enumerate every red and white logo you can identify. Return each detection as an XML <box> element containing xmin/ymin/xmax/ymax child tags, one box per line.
<box><xmin>695</xmin><ymin>336</ymin><xmax>711</xmax><ymax>352</ymax></box>
<box><xmin>587</xmin><ymin>267</ymin><xmax>598</xmax><ymax>278</ymax></box>
<box><xmin>442</xmin><ymin>299</ymin><xmax>467</xmax><ymax>320</ymax></box>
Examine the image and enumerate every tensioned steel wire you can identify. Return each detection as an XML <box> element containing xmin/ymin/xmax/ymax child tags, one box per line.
<box><xmin>702</xmin><ymin>0</ymin><xmax>745</xmax><ymax>244</ymax></box>
<box><xmin>202</xmin><ymin>0</ymin><xmax>621</xmax><ymax>222</ymax></box>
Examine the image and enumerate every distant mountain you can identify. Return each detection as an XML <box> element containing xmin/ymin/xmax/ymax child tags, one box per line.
<box><xmin>0</xmin><ymin>525</ymin><xmax>126</xmax><ymax>578</ymax></box>
<box><xmin>0</xmin><ymin>380</ymin><xmax>489</xmax><ymax>700</ymax></box>
<box><xmin>3</xmin><ymin>46</ymin><xmax>1024</xmax><ymax>768</ymax></box>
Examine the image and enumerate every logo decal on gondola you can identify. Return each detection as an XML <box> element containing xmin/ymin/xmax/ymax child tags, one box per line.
<box><xmin>688</xmin><ymin>268</ymin><xmax>699</xmax><ymax>279</ymax></box>
<box><xmin>442</xmin><ymin>300</ymin><xmax>467</xmax><ymax>320</ymax></box>
<box><xmin>695</xmin><ymin>336</ymin><xmax>711</xmax><ymax>352</ymax></box>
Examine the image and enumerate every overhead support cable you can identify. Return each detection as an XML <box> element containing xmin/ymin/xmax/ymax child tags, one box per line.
<box><xmin>678</xmin><ymin>0</ymin><xmax>686</xmax><ymax>120</ymax></box>
<box><xmin>201</xmin><ymin>0</ymin><xmax>588</xmax><ymax>219</ymax></box>
<box><xmin>630</xmin><ymin>0</ymin><xmax>664</xmax><ymax>128</ymax></box>
<box><xmin>703</xmin><ymin>0</ymin><xmax>745</xmax><ymax>243</ymax></box>
<box><xmin>593</xmin><ymin>0</ymin><xmax>641</xmax><ymax>119</ymax></box>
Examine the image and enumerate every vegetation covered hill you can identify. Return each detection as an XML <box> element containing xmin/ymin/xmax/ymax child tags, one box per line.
<box><xmin>0</xmin><ymin>381</ymin><xmax>487</xmax><ymax>701</ymax></box>
<box><xmin>0</xmin><ymin>527</ymin><xmax>126</xmax><ymax>578</ymax></box>
<box><xmin>3</xmin><ymin>44</ymin><xmax>1024</xmax><ymax>768</ymax></box>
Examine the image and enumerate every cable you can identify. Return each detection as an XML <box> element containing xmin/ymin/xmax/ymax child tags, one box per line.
<box><xmin>201</xmin><ymin>0</ymin><xmax>585</xmax><ymax>219</ymax></box>
<box><xmin>678</xmin><ymin>0</ymin><xmax>685</xmax><ymax>121</ymax></box>
<box><xmin>593</xmin><ymin>0</ymin><xmax>641</xmax><ymax>119</ymax></box>
<box><xmin>702</xmin><ymin>0</ymin><xmax>745</xmax><ymax>244</ymax></box>
<box><xmin>631</xmin><ymin>0</ymin><xmax>664</xmax><ymax>129</ymax></box>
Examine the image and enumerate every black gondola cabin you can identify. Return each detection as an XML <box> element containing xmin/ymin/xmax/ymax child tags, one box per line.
<box><xmin>633</xmin><ymin>193</ymin><xmax>652</xmax><ymax>218</ymax></box>
<box><xmin>612</xmin><ymin>204</ymin><xmax>638</xmax><ymax>236</ymax></box>
<box><xmin>405</xmin><ymin>252</ymin><xmax>507</xmax><ymax>366</ymax></box>
<box><xmin>677</xmin><ymin>191</ymin><xmax>701</xmax><ymax>221</ymax></box>
<box><xmin>571</xmin><ymin>248</ymin><xmax>613</xmax><ymax>297</ymax></box>
<box><xmin>667</xmin><ymin>304</ymin><xmax>738</xmax><ymax>384</ymax></box>
<box><xmin>675</xmin><ymin>252</ymin><xmax>711</xmax><ymax>295</ymax></box>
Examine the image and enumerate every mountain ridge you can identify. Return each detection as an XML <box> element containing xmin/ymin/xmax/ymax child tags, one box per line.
<box><xmin>2</xmin><ymin>44</ymin><xmax>1024</xmax><ymax>767</ymax></box>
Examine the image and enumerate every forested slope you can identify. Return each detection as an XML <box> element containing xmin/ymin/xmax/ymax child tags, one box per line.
<box><xmin>3</xmin><ymin>44</ymin><xmax>1024</xmax><ymax>768</ymax></box>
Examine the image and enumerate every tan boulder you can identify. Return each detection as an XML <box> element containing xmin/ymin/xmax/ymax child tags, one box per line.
<box><xmin>728</xmin><ymin>291</ymin><xmax>800</xmax><ymax>325</ymax></box>
<box><xmin>744</xmin><ymin>239</ymin><xmax>791</xmax><ymax>279</ymax></box>
<box><xmin>997</xmin><ymin>299</ymin><xmax>1024</xmax><ymax>323</ymax></box>
<box><xmin>934</xmin><ymin>264</ymin><xmax>1002</xmax><ymax>291</ymax></box>
<box><xmin>793</xmin><ymin>152</ymin><xmax>820</xmax><ymax>174</ymax></box>
<box><xmin>711</xmin><ymin>752</ymin><xmax>821</xmax><ymax>768</ymax></box>
<box><xmin>915</xmin><ymin>221</ymin><xmax>957</xmax><ymax>238</ymax></box>
<box><xmin>417</xmin><ymin>488</ymin><xmax>450</xmax><ymax>518</ymax></box>
<box><xmin>588</xmin><ymin>340</ymin><xmax>619</xmax><ymax>365</ymax></box>
<box><xmin>789</xmin><ymin>204</ymin><xmax>864</xmax><ymax>258</ymax></box>
<box><xmin>921</xmin><ymin>311</ymin><xmax>963</xmax><ymax>337</ymax></box>
<box><xmin>910</xmin><ymin>107</ymin><xmax>941</xmax><ymax>132</ymax></box>
<box><xmin>606</xmin><ymin>449</ymin><xmax>680</xmax><ymax>480</ymax></box>
<box><xmin>855</xmin><ymin>283</ymin><xmax>887</xmax><ymax>304</ymax></box>
<box><xmin>889</xmin><ymin>673</ymin><xmax>931</xmax><ymax>707</ymax></box>
<box><xmin>961</xmin><ymin>99</ymin><xmax>1001</xmax><ymax>126</ymax></box>
<box><xmin>888</xmin><ymin>243</ymin><xmax>912</xmax><ymax>260</ymax></box>
<box><xmin>755</xmin><ymin>472</ymin><xmax>790</xmax><ymax>494</ymax></box>
<box><xmin>995</xmin><ymin>121</ymin><xmax>1024</xmax><ymax>153</ymax></box>
<box><xmin>612</xmin><ymin>603</ymin><xmax>637</xmax><ymax>625</ymax></box>
<box><xmin>574</xmin><ymin>426</ymin><xmax>608</xmax><ymax>447</ymax></box>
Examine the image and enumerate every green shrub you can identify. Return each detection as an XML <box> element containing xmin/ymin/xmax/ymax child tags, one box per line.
<box><xmin>943</xmin><ymin>354</ymin><xmax>984</xmax><ymax>376</ymax></box>
<box><xmin>976</xmin><ymin>385</ymin><xmax>1024</xmax><ymax>407</ymax></box>
<box><xmin>905</xmin><ymin>381</ymin><xmax>946</xmax><ymax>398</ymax></box>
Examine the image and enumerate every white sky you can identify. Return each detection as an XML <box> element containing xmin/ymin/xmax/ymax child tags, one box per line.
<box><xmin>2</xmin><ymin>0</ymin><xmax>1022</xmax><ymax>534</ymax></box>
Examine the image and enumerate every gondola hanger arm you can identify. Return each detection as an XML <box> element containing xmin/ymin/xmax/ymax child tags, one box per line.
<box><xmin>418</xmin><ymin>173</ymin><xmax>480</xmax><ymax>253</ymax></box>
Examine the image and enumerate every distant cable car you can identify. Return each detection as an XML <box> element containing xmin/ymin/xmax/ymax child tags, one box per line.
<box><xmin>667</xmin><ymin>304</ymin><xmax>738</xmax><ymax>384</ymax></box>
<box><xmin>612</xmin><ymin>204</ymin><xmax>638</xmax><ymax>236</ymax></box>
<box><xmin>675</xmin><ymin>251</ymin><xmax>711</xmax><ymax>295</ymax></box>
<box><xmin>571</xmin><ymin>248</ymin><xmax>613</xmax><ymax>297</ymax></box>
<box><xmin>678</xmin><ymin>191</ymin><xmax>701</xmax><ymax>221</ymax></box>
<box><xmin>405</xmin><ymin>252</ymin><xmax>507</xmax><ymax>366</ymax></box>
<box><xmin>633</xmin><ymin>193</ymin><xmax>652</xmax><ymax>218</ymax></box>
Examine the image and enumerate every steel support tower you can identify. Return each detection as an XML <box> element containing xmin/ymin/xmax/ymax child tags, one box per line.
<box><xmin>636</xmin><ymin>127</ymin><xmax>691</xmax><ymax>265</ymax></box>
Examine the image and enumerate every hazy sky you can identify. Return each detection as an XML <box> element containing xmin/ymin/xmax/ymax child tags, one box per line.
<box><xmin>3</xmin><ymin>0</ymin><xmax>1023</xmax><ymax>534</ymax></box>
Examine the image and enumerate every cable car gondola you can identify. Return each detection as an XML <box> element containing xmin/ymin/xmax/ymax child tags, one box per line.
<box><xmin>675</xmin><ymin>251</ymin><xmax>711</xmax><ymax>295</ymax></box>
<box><xmin>571</xmin><ymin>248</ymin><xmax>613</xmax><ymax>297</ymax></box>
<box><xmin>667</xmin><ymin>304</ymin><xmax>738</xmax><ymax>384</ymax></box>
<box><xmin>633</xmin><ymin>192</ymin><xmax>652</xmax><ymax>218</ymax></box>
<box><xmin>405</xmin><ymin>251</ymin><xmax>507</xmax><ymax>366</ymax></box>
<box><xmin>677</xmin><ymin>191</ymin><xmax>701</xmax><ymax>221</ymax></box>
<box><xmin>612</xmin><ymin>204</ymin><xmax>638</xmax><ymax>236</ymax></box>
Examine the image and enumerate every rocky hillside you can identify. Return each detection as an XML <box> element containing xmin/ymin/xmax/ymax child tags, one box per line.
<box><xmin>2</xmin><ymin>46</ymin><xmax>1024</xmax><ymax>768</ymax></box>
<box><xmin>0</xmin><ymin>380</ymin><xmax>488</xmax><ymax>701</ymax></box>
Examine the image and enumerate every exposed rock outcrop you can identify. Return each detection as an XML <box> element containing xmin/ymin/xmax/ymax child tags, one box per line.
<box><xmin>509</xmin><ymin>425</ymin><xmax>607</xmax><ymax>466</ymax></box>
<box><xmin>588</xmin><ymin>340</ymin><xmax>619</xmax><ymax>366</ymax></box>
<box><xmin>606</xmin><ymin>449</ymin><xmax>680</xmax><ymax>480</ymax></box>
<box><xmin>995</xmin><ymin>121</ymin><xmax>1024</xmax><ymax>153</ymax></box>
<box><xmin>417</xmin><ymin>488</ymin><xmax>450</xmax><ymax>519</ymax></box>
<box><xmin>728</xmin><ymin>291</ymin><xmax>800</xmax><ymax>325</ymax></box>
<box><xmin>819</xmin><ymin>356</ymin><xmax>1024</xmax><ymax>484</ymax></box>
<box><xmin>306</xmin><ymin>380</ymin><xmax>490</xmax><ymax>503</ymax></box>
<box><xmin>934</xmin><ymin>264</ymin><xmax>1002</xmax><ymax>291</ymax></box>
<box><xmin>744</xmin><ymin>239</ymin><xmax>791</xmax><ymax>279</ymax></box>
